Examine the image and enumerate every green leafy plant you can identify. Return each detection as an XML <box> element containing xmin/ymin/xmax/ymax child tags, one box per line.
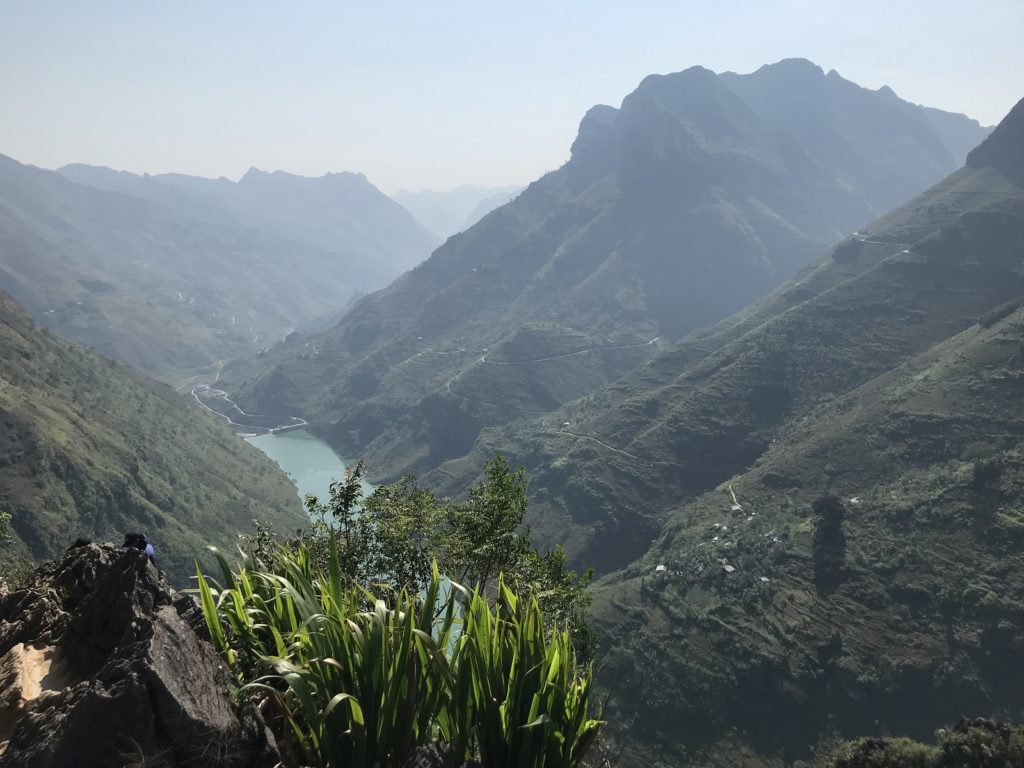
<box><xmin>196</xmin><ymin>538</ymin><xmax>603</xmax><ymax>768</ymax></box>
<box><xmin>448</xmin><ymin>578</ymin><xmax>604</xmax><ymax>768</ymax></box>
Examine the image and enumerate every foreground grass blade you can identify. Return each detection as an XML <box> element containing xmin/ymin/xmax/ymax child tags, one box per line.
<box><xmin>197</xmin><ymin>541</ymin><xmax>604</xmax><ymax>767</ymax></box>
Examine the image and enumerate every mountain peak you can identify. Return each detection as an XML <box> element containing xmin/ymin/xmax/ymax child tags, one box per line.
<box><xmin>966</xmin><ymin>96</ymin><xmax>1024</xmax><ymax>180</ymax></box>
<box><xmin>622</xmin><ymin>64</ymin><xmax>758</xmax><ymax>138</ymax></box>
<box><xmin>237</xmin><ymin>167</ymin><xmax>372</xmax><ymax>190</ymax></box>
<box><xmin>634</xmin><ymin>64</ymin><xmax>717</xmax><ymax>94</ymax></box>
<box><xmin>326</xmin><ymin>170</ymin><xmax>367</xmax><ymax>181</ymax></box>
<box><xmin>569</xmin><ymin>103</ymin><xmax>619</xmax><ymax>161</ymax></box>
<box><xmin>239</xmin><ymin>166</ymin><xmax>268</xmax><ymax>183</ymax></box>
<box><xmin>759</xmin><ymin>57</ymin><xmax>825</xmax><ymax>77</ymax></box>
<box><xmin>579</xmin><ymin>103</ymin><xmax>618</xmax><ymax>124</ymax></box>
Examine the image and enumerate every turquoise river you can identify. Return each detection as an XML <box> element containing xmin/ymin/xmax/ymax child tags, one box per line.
<box><xmin>246</xmin><ymin>429</ymin><xmax>371</xmax><ymax>513</ymax></box>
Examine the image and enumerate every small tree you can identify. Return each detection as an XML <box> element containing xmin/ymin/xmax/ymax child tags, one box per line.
<box><xmin>263</xmin><ymin>455</ymin><xmax>594</xmax><ymax>656</ymax></box>
<box><xmin>443</xmin><ymin>455</ymin><xmax>530</xmax><ymax>589</ymax></box>
<box><xmin>304</xmin><ymin>459</ymin><xmax>370</xmax><ymax>583</ymax></box>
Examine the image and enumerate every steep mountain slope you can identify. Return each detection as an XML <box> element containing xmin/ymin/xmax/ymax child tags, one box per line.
<box><xmin>594</xmin><ymin>295</ymin><xmax>1024</xmax><ymax>768</ymax></box>
<box><xmin>432</xmin><ymin>98</ymin><xmax>1024</xmax><ymax>766</ymax></box>
<box><xmin>222</xmin><ymin>60</ymin><xmax>991</xmax><ymax>483</ymax></box>
<box><xmin>0</xmin><ymin>291</ymin><xmax>306</xmax><ymax>583</ymax></box>
<box><xmin>458</xmin><ymin>187</ymin><xmax>524</xmax><ymax>232</ymax></box>
<box><xmin>0</xmin><ymin>156</ymin><xmax>436</xmax><ymax>379</ymax></box>
<box><xmin>392</xmin><ymin>185</ymin><xmax>522</xmax><ymax>240</ymax></box>
<box><xmin>435</xmin><ymin>99</ymin><xmax>1023</xmax><ymax>572</ymax></box>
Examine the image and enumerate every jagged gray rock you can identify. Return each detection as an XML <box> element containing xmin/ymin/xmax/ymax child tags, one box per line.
<box><xmin>0</xmin><ymin>542</ymin><xmax>279</xmax><ymax>768</ymax></box>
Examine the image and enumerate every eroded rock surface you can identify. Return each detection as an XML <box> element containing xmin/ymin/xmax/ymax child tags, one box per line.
<box><xmin>0</xmin><ymin>542</ymin><xmax>278</xmax><ymax>768</ymax></box>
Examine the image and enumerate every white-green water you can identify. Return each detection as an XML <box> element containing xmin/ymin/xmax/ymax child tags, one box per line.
<box><xmin>246</xmin><ymin>429</ymin><xmax>371</xmax><ymax>514</ymax></box>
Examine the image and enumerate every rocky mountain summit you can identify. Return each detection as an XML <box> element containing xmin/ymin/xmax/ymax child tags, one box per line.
<box><xmin>0</xmin><ymin>542</ymin><xmax>278</xmax><ymax>768</ymax></box>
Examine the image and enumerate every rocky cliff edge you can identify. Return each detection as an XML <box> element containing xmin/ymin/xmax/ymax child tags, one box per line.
<box><xmin>0</xmin><ymin>542</ymin><xmax>279</xmax><ymax>768</ymax></box>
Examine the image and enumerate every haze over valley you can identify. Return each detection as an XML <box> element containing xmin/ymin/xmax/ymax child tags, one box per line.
<box><xmin>222</xmin><ymin>59</ymin><xmax>991</xmax><ymax>487</ymax></box>
<box><xmin>2</xmin><ymin>5</ymin><xmax>1024</xmax><ymax>767</ymax></box>
<box><xmin>0</xmin><ymin>156</ymin><xmax>437</xmax><ymax>378</ymax></box>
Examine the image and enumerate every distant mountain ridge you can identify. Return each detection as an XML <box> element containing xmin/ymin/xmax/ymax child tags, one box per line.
<box><xmin>0</xmin><ymin>156</ymin><xmax>437</xmax><ymax>378</ymax></box>
<box><xmin>392</xmin><ymin>185</ymin><xmax>523</xmax><ymax>240</ymax></box>
<box><xmin>59</xmin><ymin>163</ymin><xmax>438</xmax><ymax>272</ymax></box>
<box><xmin>221</xmin><ymin>59</ymin><xmax>992</xmax><ymax>486</ymax></box>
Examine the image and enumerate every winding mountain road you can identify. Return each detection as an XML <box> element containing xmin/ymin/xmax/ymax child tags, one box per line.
<box><xmin>443</xmin><ymin>336</ymin><xmax>661</xmax><ymax>399</ymax></box>
<box><xmin>478</xmin><ymin>335</ymin><xmax>661</xmax><ymax>366</ymax></box>
<box><xmin>188</xmin><ymin>368</ymin><xmax>307</xmax><ymax>433</ymax></box>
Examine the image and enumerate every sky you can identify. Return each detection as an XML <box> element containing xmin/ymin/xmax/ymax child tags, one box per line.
<box><xmin>2</xmin><ymin>1</ymin><xmax>1022</xmax><ymax>194</ymax></box>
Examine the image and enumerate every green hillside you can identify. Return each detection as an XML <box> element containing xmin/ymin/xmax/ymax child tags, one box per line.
<box><xmin>221</xmin><ymin>61</ymin><xmax>989</xmax><ymax>484</ymax></box>
<box><xmin>593</xmin><ymin>301</ymin><xmax>1024</xmax><ymax>766</ymax></box>
<box><xmin>0</xmin><ymin>291</ymin><xmax>307</xmax><ymax>583</ymax></box>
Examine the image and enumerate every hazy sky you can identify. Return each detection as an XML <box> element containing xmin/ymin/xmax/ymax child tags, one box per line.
<box><xmin>2</xmin><ymin>2</ymin><xmax>1022</xmax><ymax>193</ymax></box>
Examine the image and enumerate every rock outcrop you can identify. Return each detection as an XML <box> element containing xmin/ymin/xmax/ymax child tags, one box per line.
<box><xmin>0</xmin><ymin>542</ymin><xmax>279</xmax><ymax>768</ymax></box>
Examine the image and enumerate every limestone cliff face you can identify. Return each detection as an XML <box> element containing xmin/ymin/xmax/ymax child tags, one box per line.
<box><xmin>0</xmin><ymin>542</ymin><xmax>279</xmax><ymax>768</ymax></box>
